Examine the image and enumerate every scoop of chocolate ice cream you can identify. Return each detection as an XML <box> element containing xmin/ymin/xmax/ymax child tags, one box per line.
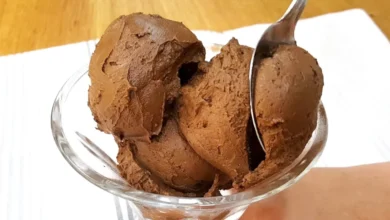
<box><xmin>117</xmin><ymin>138</ymin><xmax>198</xmax><ymax>197</ymax></box>
<box><xmin>234</xmin><ymin>44</ymin><xmax>324</xmax><ymax>189</ymax></box>
<box><xmin>131</xmin><ymin>118</ymin><xmax>217</xmax><ymax>193</ymax></box>
<box><xmin>88</xmin><ymin>13</ymin><xmax>205</xmax><ymax>143</ymax></box>
<box><xmin>178</xmin><ymin>39</ymin><xmax>253</xmax><ymax>180</ymax></box>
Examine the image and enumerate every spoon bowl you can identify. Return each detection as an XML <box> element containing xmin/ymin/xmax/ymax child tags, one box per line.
<box><xmin>249</xmin><ymin>0</ymin><xmax>308</xmax><ymax>151</ymax></box>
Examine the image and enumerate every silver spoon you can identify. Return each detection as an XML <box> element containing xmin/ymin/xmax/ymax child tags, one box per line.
<box><xmin>249</xmin><ymin>0</ymin><xmax>307</xmax><ymax>152</ymax></box>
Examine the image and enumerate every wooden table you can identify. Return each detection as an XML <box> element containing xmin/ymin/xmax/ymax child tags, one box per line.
<box><xmin>0</xmin><ymin>0</ymin><xmax>389</xmax><ymax>56</ymax></box>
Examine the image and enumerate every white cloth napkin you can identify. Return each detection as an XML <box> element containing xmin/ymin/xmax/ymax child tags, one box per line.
<box><xmin>0</xmin><ymin>9</ymin><xmax>389</xmax><ymax>220</ymax></box>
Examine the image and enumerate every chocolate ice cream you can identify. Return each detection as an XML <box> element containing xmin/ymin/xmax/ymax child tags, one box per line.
<box><xmin>88</xmin><ymin>13</ymin><xmax>205</xmax><ymax>143</ymax></box>
<box><xmin>88</xmin><ymin>13</ymin><xmax>324</xmax><ymax>197</ymax></box>
<box><xmin>124</xmin><ymin>118</ymin><xmax>217</xmax><ymax>193</ymax></box>
<box><xmin>178</xmin><ymin>39</ymin><xmax>253</xmax><ymax>181</ymax></box>
<box><xmin>117</xmin><ymin>135</ymin><xmax>216</xmax><ymax>197</ymax></box>
<box><xmin>234</xmin><ymin>44</ymin><xmax>324</xmax><ymax>189</ymax></box>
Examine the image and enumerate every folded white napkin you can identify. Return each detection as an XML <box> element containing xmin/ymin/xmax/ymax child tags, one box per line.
<box><xmin>0</xmin><ymin>9</ymin><xmax>389</xmax><ymax>220</ymax></box>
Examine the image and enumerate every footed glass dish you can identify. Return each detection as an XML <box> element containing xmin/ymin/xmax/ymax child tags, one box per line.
<box><xmin>51</xmin><ymin>65</ymin><xmax>328</xmax><ymax>219</ymax></box>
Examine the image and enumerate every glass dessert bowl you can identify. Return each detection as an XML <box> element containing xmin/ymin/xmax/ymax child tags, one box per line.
<box><xmin>51</xmin><ymin>66</ymin><xmax>328</xmax><ymax>220</ymax></box>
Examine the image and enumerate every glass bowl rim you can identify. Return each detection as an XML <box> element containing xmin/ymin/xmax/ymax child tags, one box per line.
<box><xmin>51</xmin><ymin>66</ymin><xmax>328</xmax><ymax>209</ymax></box>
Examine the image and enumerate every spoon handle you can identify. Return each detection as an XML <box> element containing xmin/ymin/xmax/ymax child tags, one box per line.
<box><xmin>281</xmin><ymin>0</ymin><xmax>307</xmax><ymax>25</ymax></box>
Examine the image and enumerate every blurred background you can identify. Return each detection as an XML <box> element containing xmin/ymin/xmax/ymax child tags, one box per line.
<box><xmin>0</xmin><ymin>0</ymin><xmax>389</xmax><ymax>55</ymax></box>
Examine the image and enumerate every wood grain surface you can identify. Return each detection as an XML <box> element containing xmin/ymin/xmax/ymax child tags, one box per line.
<box><xmin>0</xmin><ymin>0</ymin><xmax>389</xmax><ymax>55</ymax></box>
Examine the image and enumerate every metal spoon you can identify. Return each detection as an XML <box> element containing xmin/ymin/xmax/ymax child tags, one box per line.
<box><xmin>249</xmin><ymin>0</ymin><xmax>307</xmax><ymax>152</ymax></box>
